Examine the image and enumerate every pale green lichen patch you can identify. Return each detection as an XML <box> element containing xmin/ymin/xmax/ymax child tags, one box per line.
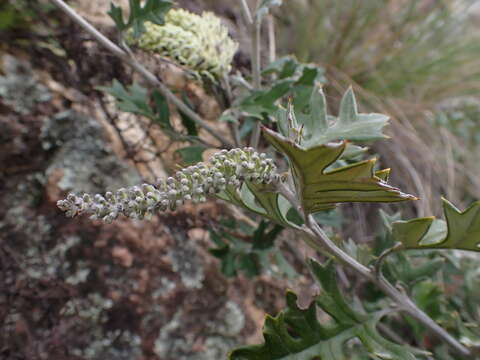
<box><xmin>61</xmin><ymin>294</ymin><xmax>142</xmax><ymax>359</ymax></box>
<box><xmin>153</xmin><ymin>301</ymin><xmax>245</xmax><ymax>360</ymax></box>
<box><xmin>0</xmin><ymin>55</ymin><xmax>51</xmax><ymax>114</ymax></box>
<box><xmin>126</xmin><ymin>8</ymin><xmax>238</xmax><ymax>80</ymax></box>
<box><xmin>169</xmin><ymin>232</ymin><xmax>205</xmax><ymax>289</ymax></box>
<box><xmin>42</xmin><ymin>110</ymin><xmax>141</xmax><ymax>194</ymax></box>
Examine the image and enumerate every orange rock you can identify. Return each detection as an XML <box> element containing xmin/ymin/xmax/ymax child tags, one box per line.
<box><xmin>112</xmin><ymin>246</ymin><xmax>134</xmax><ymax>267</ymax></box>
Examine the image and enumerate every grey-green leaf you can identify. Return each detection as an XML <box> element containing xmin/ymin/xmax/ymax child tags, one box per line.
<box><xmin>217</xmin><ymin>182</ymin><xmax>299</xmax><ymax>228</ymax></box>
<box><xmin>229</xmin><ymin>260</ymin><xmax>418</xmax><ymax>360</ymax></box>
<box><xmin>280</xmin><ymin>87</ymin><xmax>390</xmax><ymax>148</ymax></box>
<box><xmin>108</xmin><ymin>0</ymin><xmax>173</xmax><ymax>38</ymax></box>
<box><xmin>392</xmin><ymin>198</ymin><xmax>480</xmax><ymax>252</ymax></box>
<box><xmin>339</xmin><ymin>87</ymin><xmax>357</xmax><ymax>124</ymax></box>
<box><xmin>306</xmin><ymin>85</ymin><xmax>328</xmax><ymax>137</ymax></box>
<box><xmin>98</xmin><ymin>80</ymin><xmax>152</xmax><ymax>118</ymax></box>
<box><xmin>262</xmin><ymin>127</ymin><xmax>416</xmax><ymax>214</ymax></box>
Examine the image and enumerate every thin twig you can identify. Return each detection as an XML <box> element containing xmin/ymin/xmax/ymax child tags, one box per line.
<box><xmin>267</xmin><ymin>15</ymin><xmax>276</xmax><ymax>65</ymax></box>
<box><xmin>240</xmin><ymin>0</ymin><xmax>253</xmax><ymax>25</ymax></box>
<box><xmin>240</xmin><ymin>0</ymin><xmax>263</xmax><ymax>149</ymax></box>
<box><xmin>222</xmin><ymin>74</ymin><xmax>241</xmax><ymax>146</ymax></box>
<box><xmin>249</xmin><ymin>20</ymin><xmax>263</xmax><ymax>148</ymax></box>
<box><xmin>252</xmin><ymin>21</ymin><xmax>262</xmax><ymax>90</ymax></box>
<box><xmin>50</xmin><ymin>0</ymin><xmax>234</xmax><ymax>149</ymax></box>
<box><xmin>374</xmin><ymin>242</ymin><xmax>403</xmax><ymax>280</ymax></box>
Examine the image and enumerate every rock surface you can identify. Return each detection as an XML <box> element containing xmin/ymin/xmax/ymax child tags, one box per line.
<box><xmin>0</xmin><ymin>47</ymin><xmax>287</xmax><ymax>360</ymax></box>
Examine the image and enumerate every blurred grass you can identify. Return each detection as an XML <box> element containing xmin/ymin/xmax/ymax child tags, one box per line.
<box><xmin>280</xmin><ymin>0</ymin><xmax>480</xmax><ymax>102</ymax></box>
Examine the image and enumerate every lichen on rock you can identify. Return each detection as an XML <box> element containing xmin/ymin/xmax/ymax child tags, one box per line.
<box><xmin>42</xmin><ymin>110</ymin><xmax>141</xmax><ymax>194</ymax></box>
<box><xmin>168</xmin><ymin>230</ymin><xmax>205</xmax><ymax>289</ymax></box>
<box><xmin>153</xmin><ymin>300</ymin><xmax>245</xmax><ymax>360</ymax></box>
<box><xmin>0</xmin><ymin>55</ymin><xmax>51</xmax><ymax>114</ymax></box>
<box><xmin>61</xmin><ymin>294</ymin><xmax>143</xmax><ymax>360</ymax></box>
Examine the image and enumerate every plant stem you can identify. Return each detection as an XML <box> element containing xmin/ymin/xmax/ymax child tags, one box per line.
<box><xmin>374</xmin><ymin>242</ymin><xmax>403</xmax><ymax>279</ymax></box>
<box><xmin>267</xmin><ymin>15</ymin><xmax>276</xmax><ymax>65</ymax></box>
<box><xmin>222</xmin><ymin>74</ymin><xmax>241</xmax><ymax>147</ymax></box>
<box><xmin>240</xmin><ymin>0</ymin><xmax>253</xmax><ymax>25</ymax></box>
<box><xmin>249</xmin><ymin>20</ymin><xmax>263</xmax><ymax>148</ymax></box>
<box><xmin>274</xmin><ymin>181</ymin><xmax>471</xmax><ymax>357</ymax></box>
<box><xmin>302</xmin><ymin>214</ymin><xmax>471</xmax><ymax>357</ymax></box>
<box><xmin>252</xmin><ymin>20</ymin><xmax>262</xmax><ymax>91</ymax></box>
<box><xmin>240</xmin><ymin>0</ymin><xmax>263</xmax><ymax>149</ymax></box>
<box><xmin>50</xmin><ymin>0</ymin><xmax>235</xmax><ymax>149</ymax></box>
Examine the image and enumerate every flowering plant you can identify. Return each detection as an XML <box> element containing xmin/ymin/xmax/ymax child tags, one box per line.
<box><xmin>126</xmin><ymin>8</ymin><xmax>238</xmax><ymax>80</ymax></box>
<box><xmin>51</xmin><ymin>0</ymin><xmax>480</xmax><ymax>358</ymax></box>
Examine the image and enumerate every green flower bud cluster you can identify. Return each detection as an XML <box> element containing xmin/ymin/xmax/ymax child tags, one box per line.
<box><xmin>126</xmin><ymin>8</ymin><xmax>238</xmax><ymax>80</ymax></box>
<box><xmin>57</xmin><ymin>148</ymin><xmax>279</xmax><ymax>223</ymax></box>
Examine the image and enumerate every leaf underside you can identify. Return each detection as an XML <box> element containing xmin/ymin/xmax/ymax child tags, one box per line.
<box><xmin>393</xmin><ymin>198</ymin><xmax>480</xmax><ymax>252</ymax></box>
<box><xmin>229</xmin><ymin>260</ymin><xmax>417</xmax><ymax>360</ymax></box>
<box><xmin>262</xmin><ymin>128</ymin><xmax>416</xmax><ymax>214</ymax></box>
<box><xmin>217</xmin><ymin>182</ymin><xmax>297</xmax><ymax>228</ymax></box>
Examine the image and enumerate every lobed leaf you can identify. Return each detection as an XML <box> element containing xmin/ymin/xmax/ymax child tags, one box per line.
<box><xmin>237</xmin><ymin>56</ymin><xmax>325</xmax><ymax>121</ymax></box>
<box><xmin>229</xmin><ymin>260</ymin><xmax>417</xmax><ymax>360</ymax></box>
<box><xmin>99</xmin><ymin>80</ymin><xmax>151</xmax><ymax>117</ymax></box>
<box><xmin>108</xmin><ymin>0</ymin><xmax>173</xmax><ymax>38</ymax></box>
<box><xmin>281</xmin><ymin>87</ymin><xmax>390</xmax><ymax>149</ymax></box>
<box><xmin>393</xmin><ymin>198</ymin><xmax>480</xmax><ymax>252</ymax></box>
<box><xmin>99</xmin><ymin>80</ymin><xmax>172</xmax><ymax>129</ymax></box>
<box><xmin>262</xmin><ymin>127</ymin><xmax>416</xmax><ymax>214</ymax></box>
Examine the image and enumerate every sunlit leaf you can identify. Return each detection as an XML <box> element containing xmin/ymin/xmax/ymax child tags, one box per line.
<box><xmin>262</xmin><ymin>127</ymin><xmax>416</xmax><ymax>214</ymax></box>
<box><xmin>280</xmin><ymin>87</ymin><xmax>390</xmax><ymax>148</ymax></box>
